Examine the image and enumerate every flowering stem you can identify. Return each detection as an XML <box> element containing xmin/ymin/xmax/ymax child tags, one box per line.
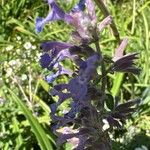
<box><xmin>94</xmin><ymin>0</ymin><xmax>120</xmax><ymax>42</ymax></box>
<box><xmin>94</xmin><ymin>40</ymin><xmax>107</xmax><ymax>112</ymax></box>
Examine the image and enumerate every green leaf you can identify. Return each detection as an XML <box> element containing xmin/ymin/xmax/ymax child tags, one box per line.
<box><xmin>105</xmin><ymin>94</ymin><xmax>114</xmax><ymax>111</ymax></box>
<box><xmin>12</xmin><ymin>117</ymin><xmax>24</xmax><ymax>149</ymax></box>
<box><xmin>8</xmin><ymin>88</ymin><xmax>55</xmax><ymax>150</ymax></box>
<box><xmin>39</xmin><ymin>79</ymin><xmax>50</xmax><ymax>93</ymax></box>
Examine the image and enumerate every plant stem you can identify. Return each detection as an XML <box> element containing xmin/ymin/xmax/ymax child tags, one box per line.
<box><xmin>95</xmin><ymin>41</ymin><xmax>106</xmax><ymax>93</ymax></box>
<box><xmin>94</xmin><ymin>0</ymin><xmax>120</xmax><ymax>43</ymax></box>
<box><xmin>94</xmin><ymin>39</ymin><xmax>107</xmax><ymax>113</ymax></box>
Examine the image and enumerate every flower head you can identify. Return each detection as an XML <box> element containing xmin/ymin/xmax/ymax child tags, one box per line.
<box><xmin>36</xmin><ymin>1</ymin><xmax>141</xmax><ymax>149</ymax></box>
<box><xmin>36</xmin><ymin>0</ymin><xmax>66</xmax><ymax>33</ymax></box>
<box><xmin>39</xmin><ymin>41</ymin><xmax>72</xmax><ymax>70</ymax></box>
<box><xmin>111</xmin><ymin>38</ymin><xmax>140</xmax><ymax>74</ymax></box>
<box><xmin>111</xmin><ymin>53</ymin><xmax>140</xmax><ymax>74</ymax></box>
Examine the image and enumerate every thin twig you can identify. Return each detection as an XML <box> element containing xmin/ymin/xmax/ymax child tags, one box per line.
<box><xmin>10</xmin><ymin>76</ymin><xmax>32</xmax><ymax>108</ymax></box>
<box><xmin>29</xmin><ymin>68</ymin><xmax>32</xmax><ymax>102</ymax></box>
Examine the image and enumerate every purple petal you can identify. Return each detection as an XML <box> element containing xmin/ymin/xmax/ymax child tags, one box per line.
<box><xmin>35</xmin><ymin>17</ymin><xmax>45</xmax><ymax>33</ymax></box>
<box><xmin>53</xmin><ymin>84</ymin><xmax>68</xmax><ymax>91</ymax></box>
<box><xmin>36</xmin><ymin>1</ymin><xmax>66</xmax><ymax>33</ymax></box>
<box><xmin>86</xmin><ymin>0</ymin><xmax>97</xmax><ymax>22</ymax></box>
<box><xmin>79</xmin><ymin>61</ymin><xmax>87</xmax><ymax>69</ymax></box>
<box><xmin>58</xmin><ymin>93</ymin><xmax>71</xmax><ymax>105</ymax></box>
<box><xmin>68</xmin><ymin>77</ymin><xmax>87</xmax><ymax>100</ymax></box>
<box><xmin>46</xmin><ymin>49</ymin><xmax>75</xmax><ymax>71</ymax></box>
<box><xmin>98</xmin><ymin>16</ymin><xmax>112</xmax><ymax>32</ymax></box>
<box><xmin>64</xmin><ymin>102</ymin><xmax>79</xmax><ymax>119</ymax></box>
<box><xmin>45</xmin><ymin>73</ymin><xmax>58</xmax><ymax>83</ymax></box>
<box><xmin>40</xmin><ymin>41</ymin><xmax>72</xmax><ymax>52</ymax></box>
<box><xmin>48</xmin><ymin>0</ymin><xmax>54</xmax><ymax>4</ymax></box>
<box><xmin>112</xmin><ymin>53</ymin><xmax>140</xmax><ymax>74</ymax></box>
<box><xmin>57</xmin><ymin>132</ymin><xmax>79</xmax><ymax>145</ymax></box>
<box><xmin>57</xmin><ymin>49</ymin><xmax>75</xmax><ymax>61</ymax></box>
<box><xmin>40</xmin><ymin>53</ymin><xmax>51</xmax><ymax>68</ymax></box>
<box><xmin>113</xmin><ymin>38</ymin><xmax>128</xmax><ymax>61</ymax></box>
<box><xmin>50</xmin><ymin>1</ymin><xmax>65</xmax><ymax>19</ymax></box>
<box><xmin>107</xmin><ymin>116</ymin><xmax>122</xmax><ymax>128</ymax></box>
<box><xmin>45</xmin><ymin>65</ymin><xmax>73</xmax><ymax>83</ymax></box>
<box><xmin>78</xmin><ymin>53</ymin><xmax>100</xmax><ymax>81</ymax></box>
<box><xmin>50</xmin><ymin>103</ymin><xmax>57</xmax><ymax>114</ymax></box>
<box><xmin>71</xmin><ymin>0</ymin><xmax>86</xmax><ymax>12</ymax></box>
<box><xmin>115</xmin><ymin>53</ymin><xmax>139</xmax><ymax>64</ymax></box>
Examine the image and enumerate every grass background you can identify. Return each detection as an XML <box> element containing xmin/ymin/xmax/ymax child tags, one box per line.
<box><xmin>0</xmin><ymin>0</ymin><xmax>150</xmax><ymax>149</ymax></box>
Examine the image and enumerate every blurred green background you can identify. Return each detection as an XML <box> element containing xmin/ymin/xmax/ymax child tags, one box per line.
<box><xmin>0</xmin><ymin>0</ymin><xmax>150</xmax><ymax>149</ymax></box>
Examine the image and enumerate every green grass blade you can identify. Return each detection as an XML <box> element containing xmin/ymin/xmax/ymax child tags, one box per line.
<box><xmin>111</xmin><ymin>73</ymin><xmax>124</xmax><ymax>97</ymax></box>
<box><xmin>12</xmin><ymin>117</ymin><xmax>24</xmax><ymax>149</ymax></box>
<box><xmin>8</xmin><ymin>88</ymin><xmax>55</xmax><ymax>150</ymax></box>
<box><xmin>39</xmin><ymin>79</ymin><xmax>50</xmax><ymax>93</ymax></box>
<box><xmin>131</xmin><ymin>0</ymin><xmax>136</xmax><ymax>34</ymax></box>
<box><xmin>142</xmin><ymin>10</ymin><xmax>149</xmax><ymax>84</ymax></box>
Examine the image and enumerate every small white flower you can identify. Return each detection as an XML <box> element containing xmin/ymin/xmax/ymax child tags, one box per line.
<box><xmin>37</xmin><ymin>52</ymin><xmax>42</xmax><ymax>59</ymax></box>
<box><xmin>5</xmin><ymin>79</ymin><xmax>9</xmax><ymax>83</ymax></box>
<box><xmin>16</xmin><ymin>36</ymin><xmax>21</xmax><ymax>40</ymax></box>
<box><xmin>23</xmin><ymin>42</ymin><xmax>32</xmax><ymax>50</ymax></box>
<box><xmin>109</xmin><ymin>134</ymin><xmax>113</xmax><ymax>139</ymax></box>
<box><xmin>119</xmin><ymin>138</ymin><xmax>123</xmax><ymax>143</ymax></box>
<box><xmin>21</xmin><ymin>74</ymin><xmax>27</xmax><ymax>81</ymax></box>
<box><xmin>6</xmin><ymin>45</ymin><xmax>14</xmax><ymax>51</ymax></box>
<box><xmin>16</xmin><ymin>59</ymin><xmax>21</xmax><ymax>67</ymax></box>
<box><xmin>16</xmin><ymin>49</ymin><xmax>20</xmax><ymax>54</ymax></box>
<box><xmin>6</xmin><ymin>68</ymin><xmax>13</xmax><ymax>77</ymax></box>
<box><xmin>9</xmin><ymin>60</ymin><xmax>17</xmax><ymax>66</ymax></box>
<box><xmin>32</xmin><ymin>45</ymin><xmax>36</xmax><ymax>50</ymax></box>
<box><xmin>102</xmin><ymin>119</ymin><xmax>110</xmax><ymax>131</ymax></box>
<box><xmin>0</xmin><ymin>97</ymin><xmax>5</xmax><ymax>105</ymax></box>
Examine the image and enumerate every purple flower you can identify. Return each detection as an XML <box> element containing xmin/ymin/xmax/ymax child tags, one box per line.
<box><xmin>36</xmin><ymin>0</ymin><xmax>141</xmax><ymax>149</ymax></box>
<box><xmin>78</xmin><ymin>53</ymin><xmax>101</xmax><ymax>81</ymax></box>
<box><xmin>64</xmin><ymin>102</ymin><xmax>79</xmax><ymax>119</ymax></box>
<box><xmin>40</xmin><ymin>41</ymin><xmax>72</xmax><ymax>52</ymax></box>
<box><xmin>67</xmin><ymin>53</ymin><xmax>100</xmax><ymax>100</ymax></box>
<box><xmin>98</xmin><ymin>16</ymin><xmax>112</xmax><ymax>32</ymax></box>
<box><xmin>111</xmin><ymin>53</ymin><xmax>140</xmax><ymax>74</ymax></box>
<box><xmin>36</xmin><ymin>0</ymin><xmax>87</xmax><ymax>33</ymax></box>
<box><xmin>68</xmin><ymin>77</ymin><xmax>88</xmax><ymax>100</ymax></box>
<box><xmin>50</xmin><ymin>84</ymin><xmax>71</xmax><ymax>120</ymax></box>
<box><xmin>86</xmin><ymin>0</ymin><xmax>97</xmax><ymax>22</ymax></box>
<box><xmin>106</xmin><ymin>116</ymin><xmax>122</xmax><ymax>128</ymax></box>
<box><xmin>71</xmin><ymin>0</ymin><xmax>86</xmax><ymax>12</ymax></box>
<box><xmin>112</xmin><ymin>38</ymin><xmax>128</xmax><ymax>62</ymax></box>
<box><xmin>45</xmin><ymin>64</ymin><xmax>73</xmax><ymax>83</ymax></box>
<box><xmin>36</xmin><ymin>0</ymin><xmax>66</xmax><ymax>33</ymax></box>
<box><xmin>106</xmin><ymin>98</ymin><xmax>141</xmax><ymax>128</ymax></box>
<box><xmin>39</xmin><ymin>41</ymin><xmax>73</xmax><ymax>70</ymax></box>
<box><xmin>40</xmin><ymin>53</ymin><xmax>52</xmax><ymax>68</ymax></box>
<box><xmin>111</xmin><ymin>38</ymin><xmax>140</xmax><ymax>74</ymax></box>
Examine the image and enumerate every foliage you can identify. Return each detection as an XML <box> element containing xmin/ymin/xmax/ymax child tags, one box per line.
<box><xmin>0</xmin><ymin>0</ymin><xmax>150</xmax><ymax>149</ymax></box>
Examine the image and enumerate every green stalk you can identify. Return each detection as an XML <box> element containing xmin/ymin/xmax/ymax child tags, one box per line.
<box><xmin>94</xmin><ymin>0</ymin><xmax>120</xmax><ymax>42</ymax></box>
<box><xmin>111</xmin><ymin>73</ymin><xmax>124</xmax><ymax>97</ymax></box>
<box><xmin>95</xmin><ymin>41</ymin><xmax>106</xmax><ymax>94</ymax></box>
